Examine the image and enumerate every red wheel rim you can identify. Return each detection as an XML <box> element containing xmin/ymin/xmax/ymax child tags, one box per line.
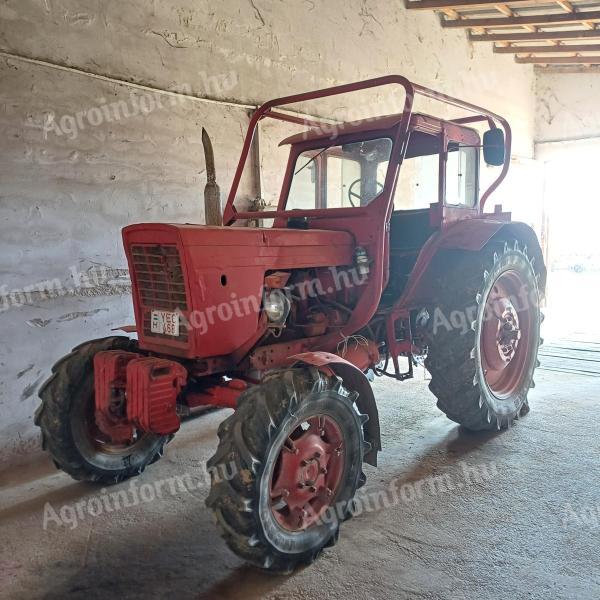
<box><xmin>269</xmin><ymin>415</ymin><xmax>345</xmax><ymax>531</ymax></box>
<box><xmin>481</xmin><ymin>270</ymin><xmax>534</xmax><ymax>398</ymax></box>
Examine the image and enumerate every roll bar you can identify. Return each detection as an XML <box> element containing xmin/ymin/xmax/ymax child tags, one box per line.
<box><xmin>222</xmin><ymin>75</ymin><xmax>511</xmax><ymax>225</ymax></box>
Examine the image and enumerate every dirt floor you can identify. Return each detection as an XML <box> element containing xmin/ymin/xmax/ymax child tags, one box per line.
<box><xmin>1</xmin><ymin>351</ymin><xmax>599</xmax><ymax>600</ymax></box>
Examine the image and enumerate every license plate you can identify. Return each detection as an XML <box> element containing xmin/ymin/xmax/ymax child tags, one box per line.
<box><xmin>150</xmin><ymin>310</ymin><xmax>180</xmax><ymax>337</ymax></box>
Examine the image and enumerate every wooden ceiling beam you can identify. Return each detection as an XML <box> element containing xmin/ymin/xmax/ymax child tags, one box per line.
<box><xmin>469</xmin><ymin>27</ymin><xmax>600</xmax><ymax>41</ymax></box>
<box><xmin>535</xmin><ymin>64</ymin><xmax>600</xmax><ymax>71</ymax></box>
<box><xmin>495</xmin><ymin>3</ymin><xmax>515</xmax><ymax>16</ymax></box>
<box><xmin>405</xmin><ymin>0</ymin><xmax>600</xmax><ymax>69</ymax></box>
<box><xmin>492</xmin><ymin>4</ymin><xmax>538</xmax><ymax>32</ymax></box>
<box><xmin>441</xmin><ymin>7</ymin><xmax>461</xmax><ymax>17</ymax></box>
<box><xmin>494</xmin><ymin>42</ymin><xmax>600</xmax><ymax>51</ymax></box>
<box><xmin>553</xmin><ymin>0</ymin><xmax>597</xmax><ymax>29</ymax></box>
<box><xmin>405</xmin><ymin>0</ymin><xmax>538</xmax><ymax>9</ymax></box>
<box><xmin>554</xmin><ymin>0</ymin><xmax>574</xmax><ymax>11</ymax></box>
<box><xmin>515</xmin><ymin>54</ymin><xmax>600</xmax><ymax>62</ymax></box>
<box><xmin>442</xmin><ymin>10</ymin><xmax>600</xmax><ymax>28</ymax></box>
<box><xmin>438</xmin><ymin>6</ymin><xmax>489</xmax><ymax>34</ymax></box>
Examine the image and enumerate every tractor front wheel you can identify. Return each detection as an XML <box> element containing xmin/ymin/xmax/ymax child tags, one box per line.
<box><xmin>35</xmin><ymin>336</ymin><xmax>170</xmax><ymax>484</ymax></box>
<box><xmin>426</xmin><ymin>240</ymin><xmax>543</xmax><ymax>430</ymax></box>
<box><xmin>205</xmin><ymin>368</ymin><xmax>367</xmax><ymax>572</ymax></box>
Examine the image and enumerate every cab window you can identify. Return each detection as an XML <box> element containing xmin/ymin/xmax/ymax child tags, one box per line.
<box><xmin>392</xmin><ymin>133</ymin><xmax>479</xmax><ymax>210</ymax></box>
<box><xmin>286</xmin><ymin>138</ymin><xmax>393</xmax><ymax>210</ymax></box>
<box><xmin>446</xmin><ymin>142</ymin><xmax>478</xmax><ymax>207</ymax></box>
<box><xmin>393</xmin><ymin>131</ymin><xmax>440</xmax><ymax>210</ymax></box>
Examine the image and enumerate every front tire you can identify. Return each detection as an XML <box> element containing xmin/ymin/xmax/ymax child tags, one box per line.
<box><xmin>205</xmin><ymin>368</ymin><xmax>367</xmax><ymax>572</ymax></box>
<box><xmin>35</xmin><ymin>336</ymin><xmax>170</xmax><ymax>483</ymax></box>
<box><xmin>426</xmin><ymin>240</ymin><xmax>543</xmax><ymax>430</ymax></box>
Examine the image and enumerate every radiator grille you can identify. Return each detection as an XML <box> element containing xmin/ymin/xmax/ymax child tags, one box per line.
<box><xmin>131</xmin><ymin>244</ymin><xmax>189</xmax><ymax>342</ymax></box>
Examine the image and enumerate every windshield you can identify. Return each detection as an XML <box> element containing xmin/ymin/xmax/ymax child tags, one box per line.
<box><xmin>286</xmin><ymin>137</ymin><xmax>393</xmax><ymax>210</ymax></box>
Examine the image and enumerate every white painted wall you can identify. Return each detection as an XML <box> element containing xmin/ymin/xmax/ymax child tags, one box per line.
<box><xmin>535</xmin><ymin>71</ymin><xmax>600</xmax><ymax>145</ymax></box>
<box><xmin>0</xmin><ymin>0</ymin><xmax>537</xmax><ymax>463</ymax></box>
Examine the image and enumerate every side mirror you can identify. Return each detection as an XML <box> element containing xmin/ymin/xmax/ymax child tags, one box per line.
<box><xmin>483</xmin><ymin>128</ymin><xmax>505</xmax><ymax>166</ymax></box>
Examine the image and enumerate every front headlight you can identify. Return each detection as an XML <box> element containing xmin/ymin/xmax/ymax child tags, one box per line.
<box><xmin>263</xmin><ymin>289</ymin><xmax>291</xmax><ymax>326</ymax></box>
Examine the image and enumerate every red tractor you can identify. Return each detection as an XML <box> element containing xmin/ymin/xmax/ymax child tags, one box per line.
<box><xmin>35</xmin><ymin>76</ymin><xmax>545</xmax><ymax>572</ymax></box>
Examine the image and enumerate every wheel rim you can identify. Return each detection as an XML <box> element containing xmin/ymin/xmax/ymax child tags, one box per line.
<box><xmin>480</xmin><ymin>269</ymin><xmax>534</xmax><ymax>398</ymax></box>
<box><xmin>269</xmin><ymin>415</ymin><xmax>345</xmax><ymax>531</ymax></box>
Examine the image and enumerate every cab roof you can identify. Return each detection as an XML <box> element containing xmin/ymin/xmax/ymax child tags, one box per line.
<box><xmin>279</xmin><ymin>112</ymin><xmax>479</xmax><ymax>146</ymax></box>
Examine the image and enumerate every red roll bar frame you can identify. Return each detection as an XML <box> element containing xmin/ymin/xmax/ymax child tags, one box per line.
<box><xmin>222</xmin><ymin>75</ymin><xmax>511</xmax><ymax>225</ymax></box>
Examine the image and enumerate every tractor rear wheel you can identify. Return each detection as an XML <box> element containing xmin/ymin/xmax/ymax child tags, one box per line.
<box><xmin>425</xmin><ymin>240</ymin><xmax>543</xmax><ymax>430</ymax></box>
<box><xmin>205</xmin><ymin>368</ymin><xmax>367</xmax><ymax>572</ymax></box>
<box><xmin>35</xmin><ymin>336</ymin><xmax>170</xmax><ymax>484</ymax></box>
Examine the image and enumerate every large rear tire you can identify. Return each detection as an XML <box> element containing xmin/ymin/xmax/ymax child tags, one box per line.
<box><xmin>425</xmin><ymin>240</ymin><xmax>543</xmax><ymax>430</ymax></box>
<box><xmin>35</xmin><ymin>336</ymin><xmax>170</xmax><ymax>484</ymax></box>
<box><xmin>205</xmin><ymin>368</ymin><xmax>367</xmax><ymax>573</ymax></box>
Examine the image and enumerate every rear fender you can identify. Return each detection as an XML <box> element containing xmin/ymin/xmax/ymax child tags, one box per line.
<box><xmin>291</xmin><ymin>352</ymin><xmax>381</xmax><ymax>467</ymax></box>
<box><xmin>402</xmin><ymin>219</ymin><xmax>546</xmax><ymax>307</ymax></box>
<box><xmin>443</xmin><ymin>219</ymin><xmax>546</xmax><ymax>291</ymax></box>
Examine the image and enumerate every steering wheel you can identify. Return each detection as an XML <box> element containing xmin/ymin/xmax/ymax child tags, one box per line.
<box><xmin>347</xmin><ymin>178</ymin><xmax>384</xmax><ymax>207</ymax></box>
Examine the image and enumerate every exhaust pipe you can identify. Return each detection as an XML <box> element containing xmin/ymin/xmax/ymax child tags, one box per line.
<box><xmin>201</xmin><ymin>128</ymin><xmax>222</xmax><ymax>226</ymax></box>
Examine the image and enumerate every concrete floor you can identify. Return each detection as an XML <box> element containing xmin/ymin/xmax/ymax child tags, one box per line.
<box><xmin>1</xmin><ymin>364</ymin><xmax>599</xmax><ymax>600</ymax></box>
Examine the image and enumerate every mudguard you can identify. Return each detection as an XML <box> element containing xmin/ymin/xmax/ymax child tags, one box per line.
<box><xmin>291</xmin><ymin>352</ymin><xmax>381</xmax><ymax>467</ymax></box>
<box><xmin>401</xmin><ymin>219</ymin><xmax>546</xmax><ymax>308</ymax></box>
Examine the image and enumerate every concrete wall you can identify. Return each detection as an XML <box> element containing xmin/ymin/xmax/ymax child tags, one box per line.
<box><xmin>0</xmin><ymin>0</ymin><xmax>537</xmax><ymax>464</ymax></box>
<box><xmin>535</xmin><ymin>70</ymin><xmax>600</xmax><ymax>145</ymax></box>
<box><xmin>534</xmin><ymin>70</ymin><xmax>600</xmax><ymax>166</ymax></box>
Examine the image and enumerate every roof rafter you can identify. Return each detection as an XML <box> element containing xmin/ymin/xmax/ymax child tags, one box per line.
<box><xmin>441</xmin><ymin>9</ymin><xmax>600</xmax><ymax>28</ymax></box>
<box><xmin>406</xmin><ymin>0</ymin><xmax>600</xmax><ymax>69</ymax></box>
<box><xmin>469</xmin><ymin>28</ymin><xmax>600</xmax><ymax>41</ymax></box>
<box><xmin>515</xmin><ymin>54</ymin><xmax>600</xmax><ymax>61</ymax></box>
<box><xmin>493</xmin><ymin>42</ymin><xmax>600</xmax><ymax>51</ymax></box>
<box><xmin>405</xmin><ymin>0</ymin><xmax>541</xmax><ymax>8</ymax></box>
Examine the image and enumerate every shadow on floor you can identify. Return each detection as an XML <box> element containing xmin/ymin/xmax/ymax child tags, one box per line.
<box><xmin>5</xmin><ymin>422</ymin><xmax>504</xmax><ymax>600</ymax></box>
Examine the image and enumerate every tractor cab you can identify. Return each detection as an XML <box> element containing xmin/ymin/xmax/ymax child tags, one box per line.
<box><xmin>275</xmin><ymin>112</ymin><xmax>483</xmax><ymax>302</ymax></box>
<box><xmin>277</xmin><ymin>112</ymin><xmax>480</xmax><ymax>217</ymax></box>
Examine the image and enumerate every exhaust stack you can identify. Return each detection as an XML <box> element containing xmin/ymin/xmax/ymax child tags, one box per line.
<box><xmin>201</xmin><ymin>128</ymin><xmax>222</xmax><ymax>226</ymax></box>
